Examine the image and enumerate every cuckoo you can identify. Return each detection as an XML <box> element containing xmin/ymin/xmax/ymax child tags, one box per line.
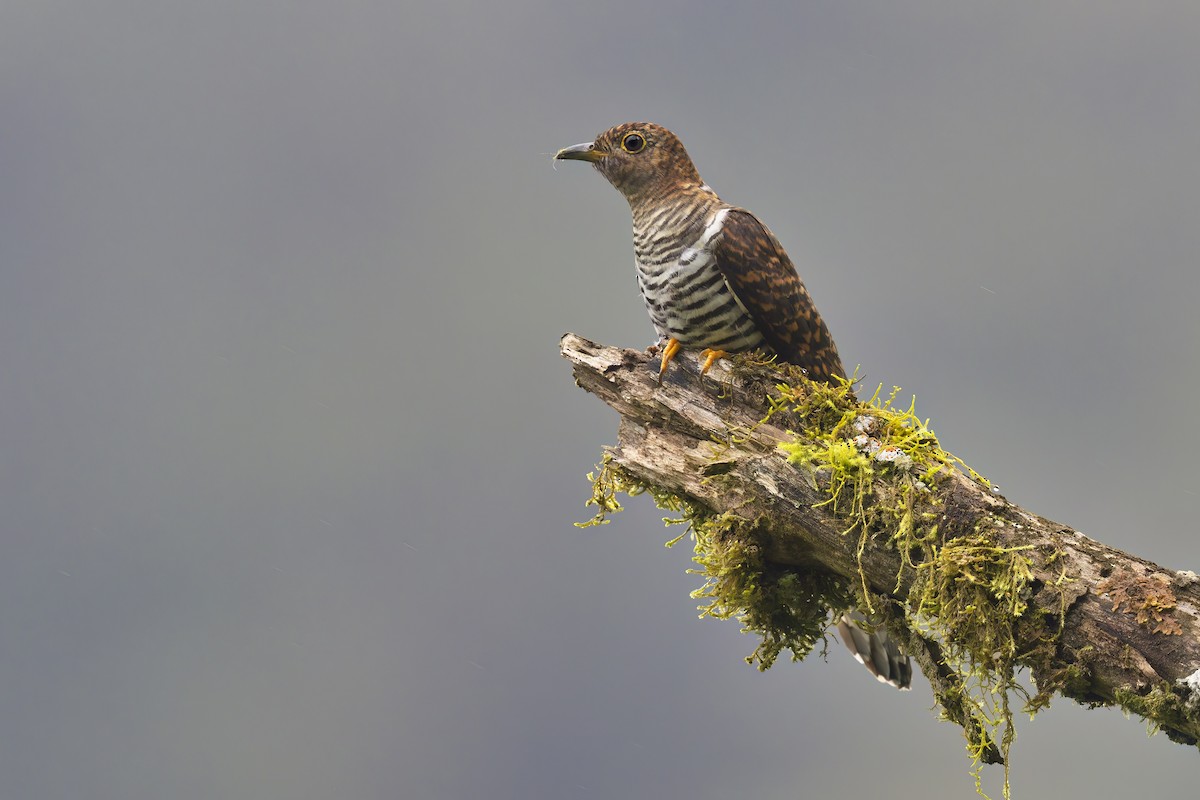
<box><xmin>556</xmin><ymin>122</ymin><xmax>911</xmax><ymax>690</ymax></box>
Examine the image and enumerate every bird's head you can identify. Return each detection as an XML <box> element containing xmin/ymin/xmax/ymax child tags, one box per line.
<box><xmin>555</xmin><ymin>122</ymin><xmax>704</xmax><ymax>204</ymax></box>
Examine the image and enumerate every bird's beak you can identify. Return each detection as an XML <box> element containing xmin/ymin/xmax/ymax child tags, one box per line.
<box><xmin>554</xmin><ymin>141</ymin><xmax>606</xmax><ymax>163</ymax></box>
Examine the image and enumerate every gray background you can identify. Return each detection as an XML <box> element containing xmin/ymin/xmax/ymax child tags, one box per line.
<box><xmin>3</xmin><ymin>2</ymin><xmax>1198</xmax><ymax>798</ymax></box>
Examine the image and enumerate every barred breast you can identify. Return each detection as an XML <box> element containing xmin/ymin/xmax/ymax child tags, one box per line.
<box><xmin>632</xmin><ymin>206</ymin><xmax>765</xmax><ymax>353</ymax></box>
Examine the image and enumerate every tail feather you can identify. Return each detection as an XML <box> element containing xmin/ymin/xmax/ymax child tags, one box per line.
<box><xmin>836</xmin><ymin>613</ymin><xmax>912</xmax><ymax>690</ymax></box>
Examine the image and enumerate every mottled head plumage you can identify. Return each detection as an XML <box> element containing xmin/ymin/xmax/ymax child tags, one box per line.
<box><xmin>555</xmin><ymin>122</ymin><xmax>703</xmax><ymax>204</ymax></box>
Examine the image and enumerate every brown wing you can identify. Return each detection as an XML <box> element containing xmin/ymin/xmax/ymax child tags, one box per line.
<box><xmin>713</xmin><ymin>209</ymin><xmax>846</xmax><ymax>381</ymax></box>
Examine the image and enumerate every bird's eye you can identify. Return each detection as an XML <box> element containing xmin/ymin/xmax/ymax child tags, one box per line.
<box><xmin>621</xmin><ymin>133</ymin><xmax>646</xmax><ymax>154</ymax></box>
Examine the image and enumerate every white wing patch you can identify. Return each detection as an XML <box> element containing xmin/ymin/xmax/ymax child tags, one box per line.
<box><xmin>677</xmin><ymin>208</ymin><xmax>729</xmax><ymax>268</ymax></box>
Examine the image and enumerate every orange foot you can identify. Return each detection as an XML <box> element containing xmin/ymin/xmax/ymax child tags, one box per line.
<box><xmin>699</xmin><ymin>348</ymin><xmax>728</xmax><ymax>375</ymax></box>
<box><xmin>657</xmin><ymin>338</ymin><xmax>681</xmax><ymax>384</ymax></box>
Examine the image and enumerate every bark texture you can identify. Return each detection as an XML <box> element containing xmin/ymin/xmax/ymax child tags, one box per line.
<box><xmin>561</xmin><ymin>333</ymin><xmax>1200</xmax><ymax>751</ymax></box>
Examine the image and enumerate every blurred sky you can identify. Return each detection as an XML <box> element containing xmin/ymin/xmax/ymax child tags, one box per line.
<box><xmin>3</xmin><ymin>2</ymin><xmax>1199</xmax><ymax>798</ymax></box>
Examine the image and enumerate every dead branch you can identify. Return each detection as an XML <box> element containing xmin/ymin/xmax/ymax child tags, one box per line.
<box><xmin>561</xmin><ymin>332</ymin><xmax>1200</xmax><ymax>751</ymax></box>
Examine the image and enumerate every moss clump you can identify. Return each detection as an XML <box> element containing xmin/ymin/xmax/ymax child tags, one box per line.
<box><xmin>579</xmin><ymin>454</ymin><xmax>850</xmax><ymax>670</ymax></box>
<box><xmin>1114</xmin><ymin>683</ymin><xmax>1200</xmax><ymax>746</ymax></box>
<box><xmin>686</xmin><ymin>514</ymin><xmax>852</xmax><ymax>670</ymax></box>
<box><xmin>776</xmin><ymin>378</ymin><xmax>978</xmax><ymax>611</ymax></box>
<box><xmin>767</xmin><ymin>374</ymin><xmax>1049</xmax><ymax>799</ymax></box>
<box><xmin>910</xmin><ymin>535</ymin><xmax>1038</xmax><ymax>791</ymax></box>
<box><xmin>576</xmin><ymin>453</ymin><xmax>670</xmax><ymax>528</ymax></box>
<box><xmin>912</xmin><ymin>535</ymin><xmax>1035</xmax><ymax>675</ymax></box>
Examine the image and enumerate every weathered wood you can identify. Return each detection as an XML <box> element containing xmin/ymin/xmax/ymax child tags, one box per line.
<box><xmin>561</xmin><ymin>332</ymin><xmax>1200</xmax><ymax>748</ymax></box>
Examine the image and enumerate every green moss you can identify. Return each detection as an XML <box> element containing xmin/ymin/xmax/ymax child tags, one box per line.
<box><xmin>911</xmin><ymin>535</ymin><xmax>1035</xmax><ymax>672</ymax></box>
<box><xmin>911</xmin><ymin>535</ymin><xmax>1038</xmax><ymax>792</ymax></box>
<box><xmin>686</xmin><ymin>514</ymin><xmax>852</xmax><ymax>670</ymax></box>
<box><xmin>576</xmin><ymin>453</ymin><xmax>686</xmax><ymax>529</ymax></box>
<box><xmin>776</xmin><ymin>379</ymin><xmax>974</xmax><ymax>609</ymax></box>
<box><xmin>577</xmin><ymin>361</ymin><xmax>1069</xmax><ymax>799</ymax></box>
<box><xmin>579</xmin><ymin>453</ymin><xmax>850</xmax><ymax>669</ymax></box>
<box><xmin>769</xmin><ymin>375</ymin><xmax>1069</xmax><ymax>798</ymax></box>
<box><xmin>1113</xmin><ymin>683</ymin><xmax>1200</xmax><ymax>747</ymax></box>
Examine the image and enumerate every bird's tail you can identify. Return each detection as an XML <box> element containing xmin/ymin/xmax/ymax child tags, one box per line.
<box><xmin>836</xmin><ymin>612</ymin><xmax>913</xmax><ymax>690</ymax></box>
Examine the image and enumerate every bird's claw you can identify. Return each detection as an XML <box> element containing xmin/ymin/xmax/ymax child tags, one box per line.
<box><xmin>699</xmin><ymin>348</ymin><xmax>728</xmax><ymax>376</ymax></box>
<box><xmin>657</xmin><ymin>338</ymin><xmax>681</xmax><ymax>384</ymax></box>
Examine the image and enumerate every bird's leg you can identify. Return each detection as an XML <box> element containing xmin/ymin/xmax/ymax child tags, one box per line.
<box><xmin>699</xmin><ymin>348</ymin><xmax>728</xmax><ymax>376</ymax></box>
<box><xmin>657</xmin><ymin>338</ymin><xmax>681</xmax><ymax>384</ymax></box>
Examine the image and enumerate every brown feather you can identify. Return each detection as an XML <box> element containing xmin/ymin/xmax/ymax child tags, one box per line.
<box><xmin>713</xmin><ymin>209</ymin><xmax>845</xmax><ymax>381</ymax></box>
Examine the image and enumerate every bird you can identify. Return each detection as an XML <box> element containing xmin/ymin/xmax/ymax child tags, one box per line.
<box><xmin>556</xmin><ymin>122</ymin><xmax>912</xmax><ymax>690</ymax></box>
<box><xmin>554</xmin><ymin>122</ymin><xmax>845</xmax><ymax>384</ymax></box>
